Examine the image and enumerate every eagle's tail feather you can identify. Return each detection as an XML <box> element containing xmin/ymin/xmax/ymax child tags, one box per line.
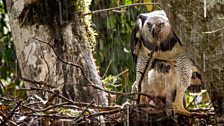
<box><xmin>188</xmin><ymin>65</ymin><xmax>206</xmax><ymax>95</ymax></box>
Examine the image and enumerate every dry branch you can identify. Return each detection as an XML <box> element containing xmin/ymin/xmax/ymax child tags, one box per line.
<box><xmin>1</xmin><ymin>86</ymin><xmax>216</xmax><ymax>126</ymax></box>
<box><xmin>83</xmin><ymin>3</ymin><xmax>159</xmax><ymax>16</ymax></box>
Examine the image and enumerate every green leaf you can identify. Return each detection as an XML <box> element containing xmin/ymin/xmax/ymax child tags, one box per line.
<box><xmin>124</xmin><ymin>0</ymin><xmax>132</xmax><ymax>5</ymax></box>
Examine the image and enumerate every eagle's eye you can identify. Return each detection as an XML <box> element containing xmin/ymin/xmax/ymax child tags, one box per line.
<box><xmin>147</xmin><ymin>22</ymin><xmax>152</xmax><ymax>27</ymax></box>
<box><xmin>159</xmin><ymin>22</ymin><xmax>165</xmax><ymax>27</ymax></box>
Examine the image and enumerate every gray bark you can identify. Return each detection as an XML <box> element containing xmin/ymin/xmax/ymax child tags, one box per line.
<box><xmin>159</xmin><ymin>0</ymin><xmax>224</xmax><ymax>123</ymax></box>
<box><xmin>6</xmin><ymin>0</ymin><xmax>108</xmax><ymax>105</ymax></box>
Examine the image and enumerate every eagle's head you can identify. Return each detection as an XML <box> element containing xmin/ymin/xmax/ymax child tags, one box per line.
<box><xmin>130</xmin><ymin>10</ymin><xmax>177</xmax><ymax>63</ymax></box>
<box><xmin>140</xmin><ymin>11</ymin><xmax>172</xmax><ymax>45</ymax></box>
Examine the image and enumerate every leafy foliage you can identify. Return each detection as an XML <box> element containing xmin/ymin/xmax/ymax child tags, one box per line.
<box><xmin>0</xmin><ymin>0</ymin><xmax>25</xmax><ymax>98</ymax></box>
<box><xmin>0</xmin><ymin>1</ymin><xmax>14</xmax><ymax>79</ymax></box>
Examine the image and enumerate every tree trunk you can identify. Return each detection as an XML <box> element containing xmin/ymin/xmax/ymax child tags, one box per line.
<box><xmin>6</xmin><ymin>0</ymin><xmax>108</xmax><ymax>106</ymax></box>
<box><xmin>159</xmin><ymin>0</ymin><xmax>224</xmax><ymax>124</ymax></box>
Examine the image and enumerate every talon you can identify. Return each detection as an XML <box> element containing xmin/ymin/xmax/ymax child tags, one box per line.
<box><xmin>172</xmin><ymin>102</ymin><xmax>191</xmax><ymax>116</ymax></box>
<box><xmin>140</xmin><ymin>96</ymin><xmax>146</xmax><ymax>104</ymax></box>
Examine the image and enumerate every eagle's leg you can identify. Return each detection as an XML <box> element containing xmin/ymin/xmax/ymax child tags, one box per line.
<box><xmin>172</xmin><ymin>54</ymin><xmax>192</xmax><ymax>116</ymax></box>
<box><xmin>140</xmin><ymin>95</ymin><xmax>146</xmax><ymax>103</ymax></box>
<box><xmin>172</xmin><ymin>88</ymin><xmax>190</xmax><ymax>116</ymax></box>
<box><xmin>131</xmin><ymin>47</ymin><xmax>151</xmax><ymax>104</ymax></box>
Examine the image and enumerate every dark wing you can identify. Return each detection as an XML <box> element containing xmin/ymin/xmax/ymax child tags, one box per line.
<box><xmin>130</xmin><ymin>14</ymin><xmax>151</xmax><ymax>63</ymax></box>
<box><xmin>157</xmin><ymin>32</ymin><xmax>182</xmax><ymax>52</ymax></box>
<box><xmin>130</xmin><ymin>17</ymin><xmax>142</xmax><ymax>63</ymax></box>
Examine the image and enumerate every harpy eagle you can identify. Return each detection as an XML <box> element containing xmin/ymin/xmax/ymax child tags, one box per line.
<box><xmin>131</xmin><ymin>10</ymin><xmax>204</xmax><ymax>116</ymax></box>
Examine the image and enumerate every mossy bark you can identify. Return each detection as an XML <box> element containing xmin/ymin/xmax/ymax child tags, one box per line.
<box><xmin>6</xmin><ymin>0</ymin><xmax>108</xmax><ymax>105</ymax></box>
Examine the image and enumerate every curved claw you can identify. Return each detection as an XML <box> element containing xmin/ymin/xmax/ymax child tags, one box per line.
<box><xmin>172</xmin><ymin>102</ymin><xmax>191</xmax><ymax>116</ymax></box>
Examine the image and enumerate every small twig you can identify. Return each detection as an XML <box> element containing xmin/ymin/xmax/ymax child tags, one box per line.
<box><xmin>19</xmin><ymin>76</ymin><xmax>55</xmax><ymax>88</ymax></box>
<box><xmin>83</xmin><ymin>3</ymin><xmax>159</xmax><ymax>16</ymax></box>
<box><xmin>202</xmin><ymin>26</ymin><xmax>224</xmax><ymax>34</ymax></box>
<box><xmin>21</xmin><ymin>102</ymin><xmax>72</xmax><ymax>113</ymax></box>
<box><xmin>18</xmin><ymin>87</ymin><xmax>119</xmax><ymax>110</ymax></box>
<box><xmin>44</xmin><ymin>89</ymin><xmax>60</xmax><ymax>108</ymax></box>
<box><xmin>0</xmin><ymin>111</ymin><xmax>17</xmax><ymax>126</ymax></box>
<box><xmin>20</xmin><ymin>8</ymin><xmax>30</xmax><ymax>27</ymax></box>
<box><xmin>89</xmin><ymin>108</ymin><xmax>125</xmax><ymax>118</ymax></box>
<box><xmin>0</xmin><ymin>61</ymin><xmax>4</xmax><ymax>68</ymax></box>
<box><xmin>8</xmin><ymin>100</ymin><xmax>23</xmax><ymax>120</ymax></box>
<box><xmin>24</xmin><ymin>101</ymin><xmax>43</xmax><ymax>106</ymax></box>
<box><xmin>81</xmin><ymin>103</ymin><xmax>163</xmax><ymax>122</ymax></box>
<box><xmin>0</xmin><ymin>81</ymin><xmax>6</xmax><ymax>92</ymax></box>
<box><xmin>187</xmin><ymin>96</ymin><xmax>197</xmax><ymax>109</ymax></box>
<box><xmin>22</xmin><ymin>113</ymin><xmax>78</xmax><ymax>119</ymax></box>
<box><xmin>0</xmin><ymin>96</ymin><xmax>14</xmax><ymax>101</ymax></box>
<box><xmin>102</xmin><ymin>60</ymin><xmax>112</xmax><ymax>79</ymax></box>
<box><xmin>104</xmin><ymin>114</ymin><xmax>120</xmax><ymax>124</ymax></box>
<box><xmin>73</xmin><ymin>100</ymin><xmax>95</xmax><ymax>125</ymax></box>
<box><xmin>112</xmin><ymin>9</ymin><xmax>126</xmax><ymax>13</ymax></box>
<box><xmin>0</xmin><ymin>97</ymin><xmax>24</xmax><ymax>126</ymax></box>
<box><xmin>116</xmin><ymin>69</ymin><xmax>129</xmax><ymax>78</ymax></box>
<box><xmin>218</xmin><ymin>16</ymin><xmax>224</xmax><ymax>20</ymax></box>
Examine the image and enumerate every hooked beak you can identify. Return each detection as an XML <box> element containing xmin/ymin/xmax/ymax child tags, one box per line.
<box><xmin>151</xmin><ymin>24</ymin><xmax>156</xmax><ymax>38</ymax></box>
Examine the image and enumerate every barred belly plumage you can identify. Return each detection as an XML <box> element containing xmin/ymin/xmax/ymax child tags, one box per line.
<box><xmin>176</xmin><ymin>53</ymin><xmax>192</xmax><ymax>88</ymax></box>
